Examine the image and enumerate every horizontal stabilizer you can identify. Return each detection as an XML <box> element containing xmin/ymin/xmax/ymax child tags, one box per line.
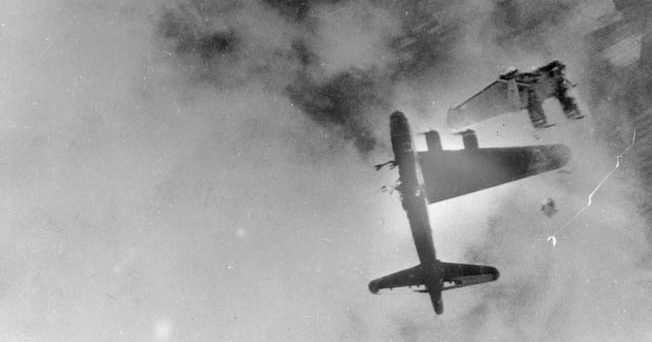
<box><xmin>369</xmin><ymin>261</ymin><xmax>499</xmax><ymax>294</ymax></box>
<box><xmin>441</xmin><ymin>262</ymin><xmax>499</xmax><ymax>290</ymax></box>
<box><xmin>369</xmin><ymin>264</ymin><xmax>424</xmax><ymax>294</ymax></box>
<box><xmin>419</xmin><ymin>144</ymin><xmax>570</xmax><ymax>203</ymax></box>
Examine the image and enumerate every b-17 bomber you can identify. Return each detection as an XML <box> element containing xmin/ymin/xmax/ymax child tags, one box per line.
<box><xmin>369</xmin><ymin>111</ymin><xmax>571</xmax><ymax>314</ymax></box>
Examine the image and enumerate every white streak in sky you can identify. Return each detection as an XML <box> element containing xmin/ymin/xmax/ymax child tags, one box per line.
<box><xmin>547</xmin><ymin>129</ymin><xmax>637</xmax><ymax>246</ymax></box>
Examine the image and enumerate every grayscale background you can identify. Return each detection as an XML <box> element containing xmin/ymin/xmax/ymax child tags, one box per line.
<box><xmin>2</xmin><ymin>0</ymin><xmax>651</xmax><ymax>341</ymax></box>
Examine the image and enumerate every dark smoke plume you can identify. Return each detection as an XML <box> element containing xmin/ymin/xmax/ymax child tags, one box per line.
<box><xmin>286</xmin><ymin>69</ymin><xmax>392</xmax><ymax>154</ymax></box>
<box><xmin>158</xmin><ymin>3</ymin><xmax>239</xmax><ymax>60</ymax></box>
<box><xmin>155</xmin><ymin>0</ymin><xmax>466</xmax><ymax>155</ymax></box>
<box><xmin>262</xmin><ymin>0</ymin><xmax>343</xmax><ymax>21</ymax></box>
<box><xmin>490</xmin><ymin>0</ymin><xmax>577</xmax><ymax>49</ymax></box>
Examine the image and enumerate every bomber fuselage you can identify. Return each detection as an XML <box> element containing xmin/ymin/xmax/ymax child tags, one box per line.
<box><xmin>390</xmin><ymin>111</ymin><xmax>443</xmax><ymax>314</ymax></box>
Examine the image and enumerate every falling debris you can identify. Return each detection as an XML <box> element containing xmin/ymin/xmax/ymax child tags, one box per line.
<box><xmin>374</xmin><ymin>160</ymin><xmax>397</xmax><ymax>171</ymax></box>
<box><xmin>547</xmin><ymin>235</ymin><xmax>557</xmax><ymax>247</ymax></box>
<box><xmin>547</xmin><ymin>130</ymin><xmax>636</xmax><ymax>244</ymax></box>
<box><xmin>380</xmin><ymin>183</ymin><xmax>399</xmax><ymax>195</ymax></box>
<box><xmin>447</xmin><ymin>61</ymin><xmax>584</xmax><ymax>130</ymax></box>
<box><xmin>541</xmin><ymin>198</ymin><xmax>558</xmax><ymax>218</ymax></box>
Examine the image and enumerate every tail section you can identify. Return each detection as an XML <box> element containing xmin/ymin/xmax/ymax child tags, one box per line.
<box><xmin>369</xmin><ymin>260</ymin><xmax>499</xmax><ymax>314</ymax></box>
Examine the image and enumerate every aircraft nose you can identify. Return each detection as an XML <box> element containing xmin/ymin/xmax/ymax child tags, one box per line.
<box><xmin>492</xmin><ymin>267</ymin><xmax>500</xmax><ymax>281</ymax></box>
<box><xmin>390</xmin><ymin>111</ymin><xmax>407</xmax><ymax>127</ymax></box>
<box><xmin>368</xmin><ymin>281</ymin><xmax>380</xmax><ymax>294</ymax></box>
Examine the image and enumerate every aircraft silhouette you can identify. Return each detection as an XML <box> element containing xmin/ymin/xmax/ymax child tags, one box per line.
<box><xmin>369</xmin><ymin>111</ymin><xmax>570</xmax><ymax>314</ymax></box>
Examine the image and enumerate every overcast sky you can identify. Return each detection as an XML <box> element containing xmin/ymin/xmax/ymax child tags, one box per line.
<box><xmin>2</xmin><ymin>0</ymin><xmax>651</xmax><ymax>341</ymax></box>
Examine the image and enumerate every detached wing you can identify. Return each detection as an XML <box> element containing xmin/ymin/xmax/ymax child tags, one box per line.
<box><xmin>418</xmin><ymin>144</ymin><xmax>570</xmax><ymax>204</ymax></box>
<box><xmin>441</xmin><ymin>262</ymin><xmax>500</xmax><ymax>291</ymax></box>
<box><xmin>447</xmin><ymin>80</ymin><xmax>530</xmax><ymax>129</ymax></box>
<box><xmin>368</xmin><ymin>265</ymin><xmax>424</xmax><ymax>294</ymax></box>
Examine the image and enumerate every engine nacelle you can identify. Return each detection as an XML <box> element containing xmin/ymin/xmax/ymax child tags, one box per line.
<box><xmin>459</xmin><ymin>129</ymin><xmax>478</xmax><ymax>150</ymax></box>
<box><xmin>424</xmin><ymin>130</ymin><xmax>442</xmax><ymax>152</ymax></box>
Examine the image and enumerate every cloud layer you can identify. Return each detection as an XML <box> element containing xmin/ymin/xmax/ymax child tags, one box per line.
<box><xmin>2</xmin><ymin>0</ymin><xmax>651</xmax><ymax>341</ymax></box>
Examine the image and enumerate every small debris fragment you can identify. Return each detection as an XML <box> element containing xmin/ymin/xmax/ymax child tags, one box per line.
<box><xmin>541</xmin><ymin>198</ymin><xmax>558</xmax><ymax>218</ymax></box>
<box><xmin>374</xmin><ymin>160</ymin><xmax>397</xmax><ymax>171</ymax></box>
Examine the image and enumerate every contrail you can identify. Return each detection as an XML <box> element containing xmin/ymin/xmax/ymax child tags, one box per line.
<box><xmin>547</xmin><ymin>129</ymin><xmax>637</xmax><ymax>246</ymax></box>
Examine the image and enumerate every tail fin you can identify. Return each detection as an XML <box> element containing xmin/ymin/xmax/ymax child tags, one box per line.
<box><xmin>369</xmin><ymin>261</ymin><xmax>499</xmax><ymax>315</ymax></box>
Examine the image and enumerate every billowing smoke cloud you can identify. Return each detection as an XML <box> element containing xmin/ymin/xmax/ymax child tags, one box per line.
<box><xmin>154</xmin><ymin>0</ymin><xmax>468</xmax><ymax>154</ymax></box>
<box><xmin>458</xmin><ymin>163</ymin><xmax>652</xmax><ymax>341</ymax></box>
<box><xmin>287</xmin><ymin>69</ymin><xmax>391</xmax><ymax>153</ymax></box>
<box><xmin>490</xmin><ymin>0</ymin><xmax>578</xmax><ymax>49</ymax></box>
<box><xmin>155</xmin><ymin>0</ymin><xmax>303</xmax><ymax>88</ymax></box>
<box><xmin>262</xmin><ymin>0</ymin><xmax>341</xmax><ymax>21</ymax></box>
<box><xmin>159</xmin><ymin>10</ymin><xmax>237</xmax><ymax>59</ymax></box>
